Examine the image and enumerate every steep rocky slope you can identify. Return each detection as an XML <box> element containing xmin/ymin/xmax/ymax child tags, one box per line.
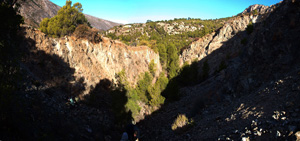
<box><xmin>241</xmin><ymin>4</ymin><xmax>275</xmax><ymax>15</ymax></box>
<box><xmin>19</xmin><ymin>0</ymin><xmax>121</xmax><ymax>30</ymax></box>
<box><xmin>179</xmin><ymin>3</ymin><xmax>278</xmax><ymax>68</ymax></box>
<box><xmin>22</xmin><ymin>26</ymin><xmax>161</xmax><ymax>97</ymax></box>
<box><xmin>138</xmin><ymin>0</ymin><xmax>300</xmax><ymax>140</ymax></box>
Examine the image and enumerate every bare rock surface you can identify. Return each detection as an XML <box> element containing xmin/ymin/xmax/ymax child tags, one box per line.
<box><xmin>22</xmin><ymin>26</ymin><xmax>161</xmax><ymax>96</ymax></box>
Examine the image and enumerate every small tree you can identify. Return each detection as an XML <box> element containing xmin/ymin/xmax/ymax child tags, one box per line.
<box><xmin>149</xmin><ymin>60</ymin><xmax>156</xmax><ymax>77</ymax></box>
<box><xmin>171</xmin><ymin>114</ymin><xmax>194</xmax><ymax>132</ymax></box>
<box><xmin>39</xmin><ymin>0</ymin><xmax>89</xmax><ymax>37</ymax></box>
<box><xmin>167</xmin><ymin>43</ymin><xmax>179</xmax><ymax>79</ymax></box>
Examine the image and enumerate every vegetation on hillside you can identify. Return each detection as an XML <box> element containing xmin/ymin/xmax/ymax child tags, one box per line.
<box><xmin>106</xmin><ymin>17</ymin><xmax>234</xmax><ymax>120</ymax></box>
<box><xmin>106</xmin><ymin>17</ymin><xmax>231</xmax><ymax>78</ymax></box>
<box><xmin>39</xmin><ymin>0</ymin><xmax>89</xmax><ymax>37</ymax></box>
<box><xmin>112</xmin><ymin>60</ymin><xmax>168</xmax><ymax>121</ymax></box>
<box><xmin>36</xmin><ymin>0</ymin><xmax>233</xmax><ymax>123</ymax></box>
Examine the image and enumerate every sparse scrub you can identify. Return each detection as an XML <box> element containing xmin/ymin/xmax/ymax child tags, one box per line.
<box><xmin>246</xmin><ymin>21</ymin><xmax>254</xmax><ymax>34</ymax></box>
<box><xmin>73</xmin><ymin>24</ymin><xmax>101</xmax><ymax>43</ymax></box>
<box><xmin>171</xmin><ymin>114</ymin><xmax>194</xmax><ymax>132</ymax></box>
<box><xmin>252</xmin><ymin>9</ymin><xmax>258</xmax><ymax>15</ymax></box>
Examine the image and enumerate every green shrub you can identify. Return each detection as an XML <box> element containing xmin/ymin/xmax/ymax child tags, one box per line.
<box><xmin>113</xmin><ymin>68</ymin><xmax>168</xmax><ymax>121</ymax></box>
<box><xmin>172</xmin><ymin>114</ymin><xmax>188</xmax><ymax>130</ymax></box>
<box><xmin>148</xmin><ymin>73</ymin><xmax>167</xmax><ymax>107</ymax></box>
<box><xmin>246</xmin><ymin>21</ymin><xmax>254</xmax><ymax>34</ymax></box>
<box><xmin>112</xmin><ymin>70</ymin><xmax>141</xmax><ymax>122</ymax></box>
<box><xmin>39</xmin><ymin>0</ymin><xmax>89</xmax><ymax>37</ymax></box>
<box><xmin>171</xmin><ymin>114</ymin><xmax>194</xmax><ymax>132</ymax></box>
<box><xmin>149</xmin><ymin>60</ymin><xmax>157</xmax><ymax>77</ymax></box>
<box><xmin>135</xmin><ymin>72</ymin><xmax>153</xmax><ymax>103</ymax></box>
<box><xmin>252</xmin><ymin>9</ymin><xmax>258</xmax><ymax>15</ymax></box>
<box><xmin>107</xmin><ymin>33</ymin><xmax>118</xmax><ymax>40</ymax></box>
<box><xmin>167</xmin><ymin>43</ymin><xmax>179</xmax><ymax>79</ymax></box>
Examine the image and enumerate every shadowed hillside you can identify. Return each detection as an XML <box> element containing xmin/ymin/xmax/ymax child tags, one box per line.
<box><xmin>138</xmin><ymin>0</ymin><xmax>300</xmax><ymax>140</ymax></box>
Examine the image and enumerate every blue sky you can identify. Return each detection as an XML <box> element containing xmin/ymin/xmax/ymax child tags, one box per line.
<box><xmin>50</xmin><ymin>0</ymin><xmax>282</xmax><ymax>24</ymax></box>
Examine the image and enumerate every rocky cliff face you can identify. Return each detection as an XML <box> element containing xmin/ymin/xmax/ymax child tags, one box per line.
<box><xmin>179</xmin><ymin>4</ymin><xmax>277</xmax><ymax>73</ymax></box>
<box><xmin>22</xmin><ymin>26</ymin><xmax>161</xmax><ymax>96</ymax></box>
<box><xmin>241</xmin><ymin>4</ymin><xmax>278</xmax><ymax>15</ymax></box>
<box><xmin>179</xmin><ymin>15</ymin><xmax>258</xmax><ymax>74</ymax></box>
<box><xmin>19</xmin><ymin>0</ymin><xmax>60</xmax><ymax>27</ymax></box>
<box><xmin>19</xmin><ymin>0</ymin><xmax>121</xmax><ymax>30</ymax></box>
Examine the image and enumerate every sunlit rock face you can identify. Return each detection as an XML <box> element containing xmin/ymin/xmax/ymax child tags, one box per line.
<box><xmin>23</xmin><ymin>26</ymin><xmax>161</xmax><ymax>96</ymax></box>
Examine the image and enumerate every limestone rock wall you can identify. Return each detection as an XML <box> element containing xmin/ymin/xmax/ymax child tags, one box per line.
<box><xmin>179</xmin><ymin>4</ymin><xmax>278</xmax><ymax>68</ymax></box>
<box><xmin>179</xmin><ymin>15</ymin><xmax>260</xmax><ymax>67</ymax></box>
<box><xmin>23</xmin><ymin>27</ymin><xmax>161</xmax><ymax>95</ymax></box>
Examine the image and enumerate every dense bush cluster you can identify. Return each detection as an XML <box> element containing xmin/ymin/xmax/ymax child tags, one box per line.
<box><xmin>73</xmin><ymin>24</ymin><xmax>102</xmax><ymax>43</ymax></box>
<box><xmin>171</xmin><ymin>114</ymin><xmax>193</xmax><ymax>132</ymax></box>
<box><xmin>39</xmin><ymin>0</ymin><xmax>89</xmax><ymax>37</ymax></box>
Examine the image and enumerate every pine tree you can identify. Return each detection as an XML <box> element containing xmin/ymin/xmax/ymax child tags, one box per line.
<box><xmin>167</xmin><ymin>43</ymin><xmax>179</xmax><ymax>79</ymax></box>
<box><xmin>39</xmin><ymin>0</ymin><xmax>89</xmax><ymax>37</ymax></box>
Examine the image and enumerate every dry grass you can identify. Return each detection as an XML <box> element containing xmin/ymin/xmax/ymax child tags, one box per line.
<box><xmin>171</xmin><ymin>114</ymin><xmax>189</xmax><ymax>131</ymax></box>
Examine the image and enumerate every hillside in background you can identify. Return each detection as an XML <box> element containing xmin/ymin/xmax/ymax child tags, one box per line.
<box><xmin>19</xmin><ymin>0</ymin><xmax>121</xmax><ymax>30</ymax></box>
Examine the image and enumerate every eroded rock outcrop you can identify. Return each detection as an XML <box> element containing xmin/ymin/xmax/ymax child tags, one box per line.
<box><xmin>241</xmin><ymin>4</ymin><xmax>277</xmax><ymax>15</ymax></box>
<box><xmin>179</xmin><ymin>4</ymin><xmax>278</xmax><ymax>73</ymax></box>
<box><xmin>180</xmin><ymin>15</ymin><xmax>259</xmax><ymax>66</ymax></box>
<box><xmin>22</xmin><ymin>27</ymin><xmax>162</xmax><ymax>96</ymax></box>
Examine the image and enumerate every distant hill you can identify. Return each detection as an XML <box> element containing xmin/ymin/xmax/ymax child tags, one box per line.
<box><xmin>18</xmin><ymin>0</ymin><xmax>121</xmax><ymax>31</ymax></box>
